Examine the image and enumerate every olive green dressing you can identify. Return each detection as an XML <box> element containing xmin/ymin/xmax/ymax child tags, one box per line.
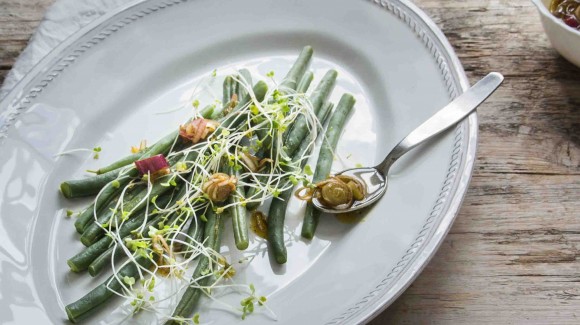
<box><xmin>250</xmin><ymin>211</ymin><xmax>268</xmax><ymax>239</ymax></box>
<box><xmin>335</xmin><ymin>212</ymin><xmax>365</xmax><ymax>224</ymax></box>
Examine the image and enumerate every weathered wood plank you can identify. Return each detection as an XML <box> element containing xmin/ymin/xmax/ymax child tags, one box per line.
<box><xmin>0</xmin><ymin>0</ymin><xmax>53</xmax><ymax>40</ymax></box>
<box><xmin>0</xmin><ymin>40</ymin><xmax>29</xmax><ymax>69</ymax></box>
<box><xmin>0</xmin><ymin>69</ymin><xmax>8</xmax><ymax>82</ymax></box>
<box><xmin>0</xmin><ymin>0</ymin><xmax>54</xmax><ymax>84</ymax></box>
<box><xmin>0</xmin><ymin>0</ymin><xmax>54</xmax><ymax>21</ymax></box>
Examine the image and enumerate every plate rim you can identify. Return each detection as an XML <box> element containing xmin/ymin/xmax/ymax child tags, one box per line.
<box><xmin>333</xmin><ymin>1</ymin><xmax>474</xmax><ymax>324</ymax></box>
<box><xmin>0</xmin><ymin>0</ymin><xmax>475</xmax><ymax>324</ymax></box>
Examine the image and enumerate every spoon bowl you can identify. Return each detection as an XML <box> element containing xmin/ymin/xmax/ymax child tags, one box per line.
<box><xmin>313</xmin><ymin>72</ymin><xmax>504</xmax><ymax>214</ymax></box>
<box><xmin>314</xmin><ymin>167</ymin><xmax>387</xmax><ymax>214</ymax></box>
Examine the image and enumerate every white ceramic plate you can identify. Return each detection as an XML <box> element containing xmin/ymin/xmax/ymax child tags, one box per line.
<box><xmin>0</xmin><ymin>0</ymin><xmax>474</xmax><ymax>324</ymax></box>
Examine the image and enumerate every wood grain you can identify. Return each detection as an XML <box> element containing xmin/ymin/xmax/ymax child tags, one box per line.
<box><xmin>1</xmin><ymin>0</ymin><xmax>579</xmax><ymax>324</ymax></box>
<box><xmin>0</xmin><ymin>0</ymin><xmax>54</xmax><ymax>75</ymax></box>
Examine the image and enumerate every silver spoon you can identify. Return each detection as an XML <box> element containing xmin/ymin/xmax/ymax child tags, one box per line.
<box><xmin>313</xmin><ymin>72</ymin><xmax>504</xmax><ymax>214</ymax></box>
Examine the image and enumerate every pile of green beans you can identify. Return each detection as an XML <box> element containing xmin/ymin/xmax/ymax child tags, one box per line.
<box><xmin>61</xmin><ymin>46</ymin><xmax>356</xmax><ymax>323</ymax></box>
<box><xmin>62</xmin><ymin>77</ymin><xmax>266</xmax><ymax>323</ymax></box>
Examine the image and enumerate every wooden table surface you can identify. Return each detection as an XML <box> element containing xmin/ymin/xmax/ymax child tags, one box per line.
<box><xmin>1</xmin><ymin>0</ymin><xmax>579</xmax><ymax>324</ymax></box>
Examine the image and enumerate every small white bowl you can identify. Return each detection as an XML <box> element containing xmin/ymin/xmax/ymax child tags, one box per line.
<box><xmin>532</xmin><ymin>0</ymin><xmax>580</xmax><ymax>67</ymax></box>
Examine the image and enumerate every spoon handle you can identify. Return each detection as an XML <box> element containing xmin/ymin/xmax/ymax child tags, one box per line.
<box><xmin>376</xmin><ymin>72</ymin><xmax>504</xmax><ymax>174</ymax></box>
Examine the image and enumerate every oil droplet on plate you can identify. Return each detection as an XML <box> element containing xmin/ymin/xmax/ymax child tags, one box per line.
<box><xmin>250</xmin><ymin>211</ymin><xmax>268</xmax><ymax>239</ymax></box>
<box><xmin>335</xmin><ymin>212</ymin><xmax>365</xmax><ymax>224</ymax></box>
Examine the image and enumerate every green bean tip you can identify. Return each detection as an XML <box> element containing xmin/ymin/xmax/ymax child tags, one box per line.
<box><xmin>67</xmin><ymin>259</ymin><xmax>80</xmax><ymax>273</ymax></box>
<box><xmin>60</xmin><ymin>182</ymin><xmax>73</xmax><ymax>198</ymax></box>
<box><xmin>65</xmin><ymin>306</ymin><xmax>78</xmax><ymax>323</ymax></box>
<box><xmin>275</xmin><ymin>255</ymin><xmax>287</xmax><ymax>265</ymax></box>
<box><xmin>236</xmin><ymin>241</ymin><xmax>249</xmax><ymax>251</ymax></box>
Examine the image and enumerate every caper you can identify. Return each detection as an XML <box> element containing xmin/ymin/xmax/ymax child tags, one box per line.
<box><xmin>319</xmin><ymin>179</ymin><xmax>353</xmax><ymax>207</ymax></box>
<box><xmin>202</xmin><ymin>173</ymin><xmax>237</xmax><ymax>202</ymax></box>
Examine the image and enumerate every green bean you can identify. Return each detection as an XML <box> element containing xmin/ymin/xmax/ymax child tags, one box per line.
<box><xmin>60</xmin><ymin>132</ymin><xmax>177</xmax><ymax>198</ymax></box>
<box><xmin>309</xmin><ymin>70</ymin><xmax>339</xmax><ymax>113</ymax></box>
<box><xmin>86</xmin><ymin>243</ymin><xmax>120</xmax><ymax>277</ymax></box>
<box><xmin>232</xmin><ymin>78</ymin><xmax>239</xmax><ymax>102</ymax></box>
<box><xmin>280</xmin><ymin>46</ymin><xmax>313</xmax><ymax>91</ymax></box>
<box><xmin>90</xmin><ymin>131</ymin><xmax>176</xmax><ymax>178</ymax></box>
<box><xmin>78</xmin><ymin>149</ymin><xmax>196</xmax><ymax>245</ymax></box>
<box><xmin>88</xmin><ymin>209</ymin><xmax>179</xmax><ymax>277</ymax></box>
<box><xmin>61</xmin><ymin>112</ymin><xmax>196</xmax><ymax>199</ymax></box>
<box><xmin>212</xmin><ymin>80</ymin><xmax>268</xmax><ymax>123</ymax></box>
<box><xmin>211</xmin><ymin>75</ymin><xmax>235</xmax><ymax>120</ymax></box>
<box><xmin>85</xmin><ymin>152</ymin><xmax>190</xmax><ymax>250</ymax></box>
<box><xmin>88</xmin><ymin>191</ymin><xmax>185</xmax><ymax>276</ymax></box>
<box><xmin>60</xmin><ymin>96</ymin><xmax>223</xmax><ymax>198</ymax></box>
<box><xmin>267</xmin><ymin>189</ymin><xmax>292</xmax><ymax>264</ymax></box>
<box><xmin>60</xmin><ymin>169</ymin><xmax>126</xmax><ymax>199</ymax></box>
<box><xmin>74</xmin><ymin>174</ymin><xmax>133</xmax><ymax>233</ymax></box>
<box><xmin>297</xmin><ymin>71</ymin><xmax>314</xmax><ymax>94</ymax></box>
<box><xmin>234</xmin><ymin>80</ymin><xmax>268</xmax><ymax>118</ymax></box>
<box><xmin>167</xmin><ymin>209</ymin><xmax>224</xmax><ymax>324</ymax></box>
<box><xmin>182</xmin><ymin>210</ymin><xmax>205</xmax><ymax>259</ymax></box>
<box><xmin>79</xmin><ymin>186</ymin><xmax>141</xmax><ymax>246</ymax></box>
<box><xmin>237</xmin><ymin>68</ymin><xmax>252</xmax><ymax>99</ymax></box>
<box><xmin>253</xmin><ymin>52</ymin><xmax>314</xmax><ymax>151</ymax></box>
<box><xmin>68</xmin><ymin>194</ymin><xmax>172</xmax><ymax>273</ymax></box>
<box><xmin>301</xmin><ymin>94</ymin><xmax>355</xmax><ymax>239</ymax></box>
<box><xmin>265</xmin><ymin>165</ymin><xmax>307</xmax><ymax>263</ymax></box>
<box><xmin>212</xmin><ymin>72</ymin><xmax>259</xmax><ymax>120</ymax></box>
<box><xmin>223</xmin><ymin>75</ymin><xmax>234</xmax><ymax>106</ymax></box>
<box><xmin>75</xmin><ymin>203</ymin><xmax>99</xmax><ymax>234</ymax></box>
<box><xmin>228</xmin><ymin>166</ymin><xmax>249</xmax><ymax>250</ymax></box>
<box><xmin>284</xmin><ymin>70</ymin><xmax>337</xmax><ymax>158</ymax></box>
<box><xmin>74</xmin><ymin>149</ymin><xmax>190</xmax><ymax>233</ymax></box>
<box><xmin>84</xmin><ymin>172</ymin><xmax>189</xmax><ymax>275</ymax></box>
<box><xmin>80</xmin><ymin>175</ymin><xmax>177</xmax><ymax>246</ymax></box>
<box><xmin>68</xmin><ymin>236</ymin><xmax>114</xmax><ymax>273</ymax></box>
<box><xmin>69</xmin><ymin>204</ymin><xmax>186</xmax><ymax>318</ymax></box>
<box><xmin>220</xmin><ymin>81</ymin><xmax>268</xmax><ymax>130</ymax></box>
<box><xmin>65</xmin><ymin>255</ymin><xmax>152</xmax><ymax>323</ymax></box>
<box><xmin>75</xmin><ymin>205</ymin><xmax>100</xmax><ymax>234</ymax></box>
<box><xmin>94</xmin><ymin>152</ymin><xmax>143</xmax><ymax>176</ymax></box>
<box><xmin>267</xmin><ymin>101</ymin><xmax>334</xmax><ymax>264</ymax></box>
<box><xmin>199</xmin><ymin>104</ymin><xmax>215</xmax><ymax>118</ymax></box>
<box><xmin>318</xmin><ymin>101</ymin><xmax>335</xmax><ymax>126</ymax></box>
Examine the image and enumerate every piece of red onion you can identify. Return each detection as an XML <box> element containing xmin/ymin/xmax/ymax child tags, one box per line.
<box><xmin>134</xmin><ymin>154</ymin><xmax>170</xmax><ymax>175</ymax></box>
